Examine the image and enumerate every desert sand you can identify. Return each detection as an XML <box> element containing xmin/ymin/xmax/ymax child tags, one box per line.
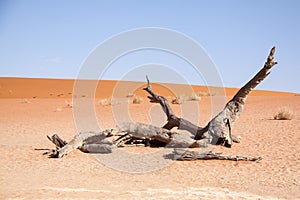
<box><xmin>0</xmin><ymin>77</ymin><xmax>299</xmax><ymax>199</ymax></box>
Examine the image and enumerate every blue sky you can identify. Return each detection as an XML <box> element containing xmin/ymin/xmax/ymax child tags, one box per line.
<box><xmin>0</xmin><ymin>0</ymin><xmax>299</xmax><ymax>92</ymax></box>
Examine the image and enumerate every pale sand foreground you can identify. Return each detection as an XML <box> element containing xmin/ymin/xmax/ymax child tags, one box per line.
<box><xmin>0</xmin><ymin>78</ymin><xmax>299</xmax><ymax>199</ymax></box>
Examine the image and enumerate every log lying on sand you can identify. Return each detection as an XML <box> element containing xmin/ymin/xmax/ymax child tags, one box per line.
<box><xmin>41</xmin><ymin>122</ymin><xmax>209</xmax><ymax>158</ymax></box>
<box><xmin>42</xmin><ymin>129</ymin><xmax>116</xmax><ymax>158</ymax></box>
<box><xmin>116</xmin><ymin>122</ymin><xmax>209</xmax><ymax>148</ymax></box>
<box><xmin>173</xmin><ymin>149</ymin><xmax>262</xmax><ymax>162</ymax></box>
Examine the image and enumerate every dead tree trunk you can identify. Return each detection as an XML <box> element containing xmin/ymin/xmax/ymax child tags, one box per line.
<box><xmin>116</xmin><ymin>122</ymin><xmax>209</xmax><ymax>148</ymax></box>
<box><xmin>194</xmin><ymin>47</ymin><xmax>277</xmax><ymax>147</ymax></box>
<box><xmin>144</xmin><ymin>47</ymin><xmax>277</xmax><ymax>147</ymax></box>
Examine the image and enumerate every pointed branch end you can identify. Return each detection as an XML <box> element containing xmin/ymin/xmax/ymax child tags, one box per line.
<box><xmin>267</xmin><ymin>46</ymin><xmax>278</xmax><ymax>68</ymax></box>
<box><xmin>271</xmin><ymin>46</ymin><xmax>276</xmax><ymax>55</ymax></box>
<box><xmin>143</xmin><ymin>75</ymin><xmax>151</xmax><ymax>91</ymax></box>
<box><xmin>269</xmin><ymin>46</ymin><xmax>276</xmax><ymax>58</ymax></box>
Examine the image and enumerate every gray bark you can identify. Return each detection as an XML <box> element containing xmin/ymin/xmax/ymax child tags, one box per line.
<box><xmin>173</xmin><ymin>149</ymin><xmax>262</xmax><ymax>162</ymax></box>
<box><xmin>144</xmin><ymin>47</ymin><xmax>277</xmax><ymax>148</ymax></box>
<box><xmin>195</xmin><ymin>47</ymin><xmax>278</xmax><ymax>147</ymax></box>
<box><xmin>43</xmin><ymin>129</ymin><xmax>116</xmax><ymax>158</ymax></box>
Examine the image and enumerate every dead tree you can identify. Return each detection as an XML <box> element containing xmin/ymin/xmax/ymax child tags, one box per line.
<box><xmin>37</xmin><ymin>47</ymin><xmax>277</xmax><ymax>161</ymax></box>
<box><xmin>144</xmin><ymin>47</ymin><xmax>277</xmax><ymax>147</ymax></box>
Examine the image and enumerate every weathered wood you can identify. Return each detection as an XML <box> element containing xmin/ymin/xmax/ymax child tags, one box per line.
<box><xmin>117</xmin><ymin>122</ymin><xmax>209</xmax><ymax>148</ymax></box>
<box><xmin>194</xmin><ymin>47</ymin><xmax>278</xmax><ymax>147</ymax></box>
<box><xmin>143</xmin><ymin>76</ymin><xmax>238</xmax><ymax>143</ymax></box>
<box><xmin>144</xmin><ymin>47</ymin><xmax>277</xmax><ymax>148</ymax></box>
<box><xmin>43</xmin><ymin>129</ymin><xmax>116</xmax><ymax>158</ymax></box>
<box><xmin>117</xmin><ymin>122</ymin><xmax>173</xmax><ymax>144</ymax></box>
<box><xmin>143</xmin><ymin>75</ymin><xmax>205</xmax><ymax>136</ymax></box>
<box><xmin>47</xmin><ymin>134</ymin><xmax>67</xmax><ymax>148</ymax></box>
<box><xmin>79</xmin><ymin>144</ymin><xmax>115</xmax><ymax>153</ymax></box>
<box><xmin>173</xmin><ymin>149</ymin><xmax>262</xmax><ymax>162</ymax></box>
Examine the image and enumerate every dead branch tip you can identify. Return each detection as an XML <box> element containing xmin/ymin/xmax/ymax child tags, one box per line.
<box><xmin>143</xmin><ymin>75</ymin><xmax>151</xmax><ymax>91</ymax></box>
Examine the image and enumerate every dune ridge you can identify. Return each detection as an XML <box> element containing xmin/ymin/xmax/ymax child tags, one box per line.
<box><xmin>0</xmin><ymin>77</ymin><xmax>295</xmax><ymax>99</ymax></box>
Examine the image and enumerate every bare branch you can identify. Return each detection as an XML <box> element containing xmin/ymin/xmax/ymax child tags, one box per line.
<box><xmin>174</xmin><ymin>149</ymin><xmax>262</xmax><ymax>162</ymax></box>
<box><xmin>195</xmin><ymin>47</ymin><xmax>278</xmax><ymax>147</ymax></box>
<box><xmin>232</xmin><ymin>46</ymin><xmax>278</xmax><ymax>104</ymax></box>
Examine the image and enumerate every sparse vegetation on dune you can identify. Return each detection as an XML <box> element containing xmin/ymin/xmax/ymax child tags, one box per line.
<box><xmin>132</xmin><ymin>95</ymin><xmax>143</xmax><ymax>104</ymax></box>
<box><xmin>197</xmin><ymin>91</ymin><xmax>216</xmax><ymax>96</ymax></box>
<box><xmin>65</xmin><ymin>100</ymin><xmax>73</xmax><ymax>108</ymax></box>
<box><xmin>273</xmin><ymin>107</ymin><xmax>294</xmax><ymax>120</ymax></box>
<box><xmin>171</xmin><ymin>95</ymin><xmax>185</xmax><ymax>104</ymax></box>
<box><xmin>126</xmin><ymin>93</ymin><xmax>134</xmax><ymax>98</ymax></box>
<box><xmin>20</xmin><ymin>99</ymin><xmax>30</xmax><ymax>103</ymax></box>
<box><xmin>54</xmin><ymin>107</ymin><xmax>62</xmax><ymax>112</ymax></box>
<box><xmin>188</xmin><ymin>93</ymin><xmax>201</xmax><ymax>101</ymax></box>
<box><xmin>99</xmin><ymin>97</ymin><xmax>119</xmax><ymax>106</ymax></box>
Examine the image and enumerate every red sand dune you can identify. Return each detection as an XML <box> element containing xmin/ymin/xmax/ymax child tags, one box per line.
<box><xmin>0</xmin><ymin>77</ymin><xmax>295</xmax><ymax>99</ymax></box>
<box><xmin>0</xmin><ymin>77</ymin><xmax>299</xmax><ymax>199</ymax></box>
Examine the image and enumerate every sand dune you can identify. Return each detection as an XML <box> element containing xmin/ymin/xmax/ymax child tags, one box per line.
<box><xmin>0</xmin><ymin>77</ymin><xmax>295</xmax><ymax>99</ymax></box>
<box><xmin>0</xmin><ymin>77</ymin><xmax>299</xmax><ymax>199</ymax></box>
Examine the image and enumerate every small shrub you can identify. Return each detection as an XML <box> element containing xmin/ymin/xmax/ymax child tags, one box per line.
<box><xmin>132</xmin><ymin>95</ymin><xmax>143</xmax><ymax>104</ymax></box>
<box><xmin>99</xmin><ymin>97</ymin><xmax>118</xmax><ymax>106</ymax></box>
<box><xmin>273</xmin><ymin>107</ymin><xmax>293</xmax><ymax>120</ymax></box>
<box><xmin>188</xmin><ymin>93</ymin><xmax>201</xmax><ymax>101</ymax></box>
<box><xmin>21</xmin><ymin>99</ymin><xmax>29</xmax><ymax>103</ymax></box>
<box><xmin>65</xmin><ymin>100</ymin><xmax>73</xmax><ymax>108</ymax></box>
<box><xmin>126</xmin><ymin>93</ymin><xmax>134</xmax><ymax>98</ymax></box>
<box><xmin>54</xmin><ymin>107</ymin><xmax>63</xmax><ymax>112</ymax></box>
<box><xmin>197</xmin><ymin>91</ymin><xmax>216</xmax><ymax>96</ymax></box>
<box><xmin>171</xmin><ymin>95</ymin><xmax>185</xmax><ymax>104</ymax></box>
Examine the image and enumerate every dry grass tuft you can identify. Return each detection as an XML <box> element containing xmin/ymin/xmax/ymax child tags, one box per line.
<box><xmin>188</xmin><ymin>93</ymin><xmax>201</xmax><ymax>101</ymax></box>
<box><xmin>54</xmin><ymin>107</ymin><xmax>63</xmax><ymax>112</ymax></box>
<box><xmin>126</xmin><ymin>93</ymin><xmax>134</xmax><ymax>98</ymax></box>
<box><xmin>65</xmin><ymin>100</ymin><xmax>73</xmax><ymax>108</ymax></box>
<box><xmin>99</xmin><ymin>97</ymin><xmax>118</xmax><ymax>106</ymax></box>
<box><xmin>132</xmin><ymin>95</ymin><xmax>143</xmax><ymax>104</ymax></box>
<box><xmin>171</xmin><ymin>95</ymin><xmax>185</xmax><ymax>104</ymax></box>
<box><xmin>197</xmin><ymin>91</ymin><xmax>216</xmax><ymax>96</ymax></box>
<box><xmin>273</xmin><ymin>107</ymin><xmax>294</xmax><ymax>120</ymax></box>
<box><xmin>20</xmin><ymin>99</ymin><xmax>30</xmax><ymax>103</ymax></box>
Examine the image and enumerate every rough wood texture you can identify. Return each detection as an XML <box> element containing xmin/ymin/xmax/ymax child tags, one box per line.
<box><xmin>173</xmin><ymin>149</ymin><xmax>262</xmax><ymax>162</ymax></box>
<box><xmin>116</xmin><ymin>122</ymin><xmax>209</xmax><ymax>148</ymax></box>
<box><xmin>47</xmin><ymin>134</ymin><xmax>67</xmax><ymax>148</ymax></box>
<box><xmin>44</xmin><ymin>129</ymin><xmax>116</xmax><ymax>158</ymax></box>
<box><xmin>144</xmin><ymin>47</ymin><xmax>277</xmax><ymax>148</ymax></box>
<box><xmin>143</xmin><ymin>75</ymin><xmax>206</xmax><ymax>136</ymax></box>
<box><xmin>194</xmin><ymin>47</ymin><xmax>278</xmax><ymax>147</ymax></box>
<box><xmin>143</xmin><ymin>76</ymin><xmax>235</xmax><ymax>143</ymax></box>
